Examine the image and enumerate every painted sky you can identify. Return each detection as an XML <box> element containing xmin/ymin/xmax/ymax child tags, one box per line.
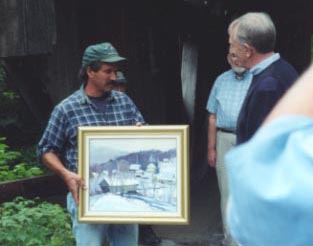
<box><xmin>89</xmin><ymin>137</ymin><xmax>177</xmax><ymax>163</ymax></box>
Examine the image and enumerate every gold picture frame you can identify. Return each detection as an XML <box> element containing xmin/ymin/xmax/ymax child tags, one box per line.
<box><xmin>78</xmin><ymin>125</ymin><xmax>189</xmax><ymax>224</ymax></box>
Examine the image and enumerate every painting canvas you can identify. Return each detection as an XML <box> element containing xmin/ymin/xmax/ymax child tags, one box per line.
<box><xmin>78</xmin><ymin>125</ymin><xmax>189</xmax><ymax>224</ymax></box>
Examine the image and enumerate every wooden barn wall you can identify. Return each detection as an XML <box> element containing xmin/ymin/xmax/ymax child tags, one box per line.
<box><xmin>77</xmin><ymin>0</ymin><xmax>184</xmax><ymax>125</ymax></box>
<box><xmin>0</xmin><ymin>0</ymin><xmax>56</xmax><ymax>57</ymax></box>
<box><xmin>43</xmin><ymin>0</ymin><xmax>81</xmax><ymax>104</ymax></box>
<box><xmin>1</xmin><ymin>0</ymin><xmax>81</xmax><ymax>125</ymax></box>
<box><xmin>0</xmin><ymin>0</ymin><xmax>57</xmax><ymax>124</ymax></box>
<box><xmin>0</xmin><ymin>0</ymin><xmax>312</xmax><ymax>182</ymax></box>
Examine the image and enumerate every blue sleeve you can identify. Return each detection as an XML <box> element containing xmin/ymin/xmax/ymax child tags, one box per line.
<box><xmin>124</xmin><ymin>95</ymin><xmax>145</xmax><ymax>125</ymax></box>
<box><xmin>206</xmin><ymin>78</ymin><xmax>219</xmax><ymax>114</ymax></box>
<box><xmin>37</xmin><ymin>105</ymin><xmax>68</xmax><ymax>162</ymax></box>
<box><xmin>225</xmin><ymin>116</ymin><xmax>313</xmax><ymax>246</ymax></box>
<box><xmin>131</xmin><ymin>102</ymin><xmax>145</xmax><ymax>125</ymax></box>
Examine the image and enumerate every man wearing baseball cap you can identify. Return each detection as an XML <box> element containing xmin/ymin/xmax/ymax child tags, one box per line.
<box><xmin>38</xmin><ymin>42</ymin><xmax>144</xmax><ymax>246</ymax></box>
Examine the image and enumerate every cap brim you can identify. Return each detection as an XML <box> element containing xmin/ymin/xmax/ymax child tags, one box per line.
<box><xmin>100</xmin><ymin>56</ymin><xmax>126</xmax><ymax>63</ymax></box>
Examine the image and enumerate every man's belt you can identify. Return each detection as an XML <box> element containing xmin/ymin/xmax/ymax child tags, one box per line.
<box><xmin>217</xmin><ymin>128</ymin><xmax>236</xmax><ymax>134</ymax></box>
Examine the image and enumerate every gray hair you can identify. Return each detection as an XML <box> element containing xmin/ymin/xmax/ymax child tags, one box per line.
<box><xmin>228</xmin><ymin>12</ymin><xmax>276</xmax><ymax>54</ymax></box>
<box><xmin>78</xmin><ymin>61</ymin><xmax>105</xmax><ymax>84</ymax></box>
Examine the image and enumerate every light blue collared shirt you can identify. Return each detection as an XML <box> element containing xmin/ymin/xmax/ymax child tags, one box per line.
<box><xmin>250</xmin><ymin>53</ymin><xmax>280</xmax><ymax>76</ymax></box>
<box><xmin>206</xmin><ymin>69</ymin><xmax>252</xmax><ymax>130</ymax></box>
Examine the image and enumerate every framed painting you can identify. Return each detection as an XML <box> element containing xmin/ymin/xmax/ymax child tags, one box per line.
<box><xmin>78</xmin><ymin>125</ymin><xmax>189</xmax><ymax>224</ymax></box>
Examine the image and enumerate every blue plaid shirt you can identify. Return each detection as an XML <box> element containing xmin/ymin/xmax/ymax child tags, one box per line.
<box><xmin>206</xmin><ymin>69</ymin><xmax>252</xmax><ymax>130</ymax></box>
<box><xmin>38</xmin><ymin>85</ymin><xmax>145</xmax><ymax>172</ymax></box>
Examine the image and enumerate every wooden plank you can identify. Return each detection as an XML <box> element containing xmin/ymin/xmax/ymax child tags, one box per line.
<box><xmin>43</xmin><ymin>0</ymin><xmax>81</xmax><ymax>104</ymax></box>
<box><xmin>24</xmin><ymin>0</ymin><xmax>56</xmax><ymax>55</ymax></box>
<box><xmin>0</xmin><ymin>174</ymin><xmax>67</xmax><ymax>203</ymax></box>
<box><xmin>0</xmin><ymin>0</ymin><xmax>56</xmax><ymax>57</ymax></box>
<box><xmin>0</xmin><ymin>0</ymin><xmax>23</xmax><ymax>56</ymax></box>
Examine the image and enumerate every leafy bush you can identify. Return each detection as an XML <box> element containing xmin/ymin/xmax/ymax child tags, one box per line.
<box><xmin>0</xmin><ymin>66</ymin><xmax>21</xmax><ymax>128</ymax></box>
<box><xmin>0</xmin><ymin>197</ymin><xmax>75</xmax><ymax>246</ymax></box>
<box><xmin>0</xmin><ymin>137</ymin><xmax>46</xmax><ymax>182</ymax></box>
<box><xmin>19</xmin><ymin>145</ymin><xmax>46</xmax><ymax>170</ymax></box>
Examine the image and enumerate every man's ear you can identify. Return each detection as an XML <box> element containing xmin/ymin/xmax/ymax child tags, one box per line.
<box><xmin>243</xmin><ymin>43</ymin><xmax>253</xmax><ymax>58</ymax></box>
<box><xmin>86</xmin><ymin>67</ymin><xmax>94</xmax><ymax>78</ymax></box>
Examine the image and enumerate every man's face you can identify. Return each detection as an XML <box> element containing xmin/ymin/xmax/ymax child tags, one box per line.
<box><xmin>227</xmin><ymin>53</ymin><xmax>246</xmax><ymax>75</ymax></box>
<box><xmin>228</xmin><ymin>29</ymin><xmax>249</xmax><ymax>69</ymax></box>
<box><xmin>88</xmin><ymin>63</ymin><xmax>118</xmax><ymax>94</ymax></box>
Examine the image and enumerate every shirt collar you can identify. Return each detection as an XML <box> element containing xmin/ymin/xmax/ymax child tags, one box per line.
<box><xmin>231</xmin><ymin>69</ymin><xmax>251</xmax><ymax>81</ymax></box>
<box><xmin>79</xmin><ymin>83</ymin><xmax>115</xmax><ymax>105</ymax></box>
<box><xmin>250</xmin><ymin>53</ymin><xmax>280</xmax><ymax>76</ymax></box>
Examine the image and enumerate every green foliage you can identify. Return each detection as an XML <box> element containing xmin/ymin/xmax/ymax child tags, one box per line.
<box><xmin>0</xmin><ymin>66</ymin><xmax>20</xmax><ymax>128</ymax></box>
<box><xmin>0</xmin><ymin>197</ymin><xmax>75</xmax><ymax>246</ymax></box>
<box><xmin>0</xmin><ymin>137</ymin><xmax>46</xmax><ymax>182</ymax></box>
<box><xmin>19</xmin><ymin>145</ymin><xmax>45</xmax><ymax>169</ymax></box>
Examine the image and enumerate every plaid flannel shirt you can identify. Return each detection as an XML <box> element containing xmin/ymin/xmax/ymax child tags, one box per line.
<box><xmin>37</xmin><ymin>85</ymin><xmax>145</xmax><ymax>172</ymax></box>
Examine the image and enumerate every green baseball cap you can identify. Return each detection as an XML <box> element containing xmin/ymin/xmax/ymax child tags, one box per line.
<box><xmin>82</xmin><ymin>42</ymin><xmax>126</xmax><ymax>67</ymax></box>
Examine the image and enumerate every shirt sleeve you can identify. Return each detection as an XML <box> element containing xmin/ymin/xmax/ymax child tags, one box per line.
<box><xmin>37</xmin><ymin>105</ymin><xmax>68</xmax><ymax>162</ymax></box>
<box><xmin>132</xmin><ymin>104</ymin><xmax>145</xmax><ymax>124</ymax></box>
<box><xmin>126</xmin><ymin>95</ymin><xmax>145</xmax><ymax>124</ymax></box>
<box><xmin>206</xmin><ymin>78</ymin><xmax>219</xmax><ymax>114</ymax></box>
<box><xmin>225</xmin><ymin>116</ymin><xmax>313</xmax><ymax>246</ymax></box>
